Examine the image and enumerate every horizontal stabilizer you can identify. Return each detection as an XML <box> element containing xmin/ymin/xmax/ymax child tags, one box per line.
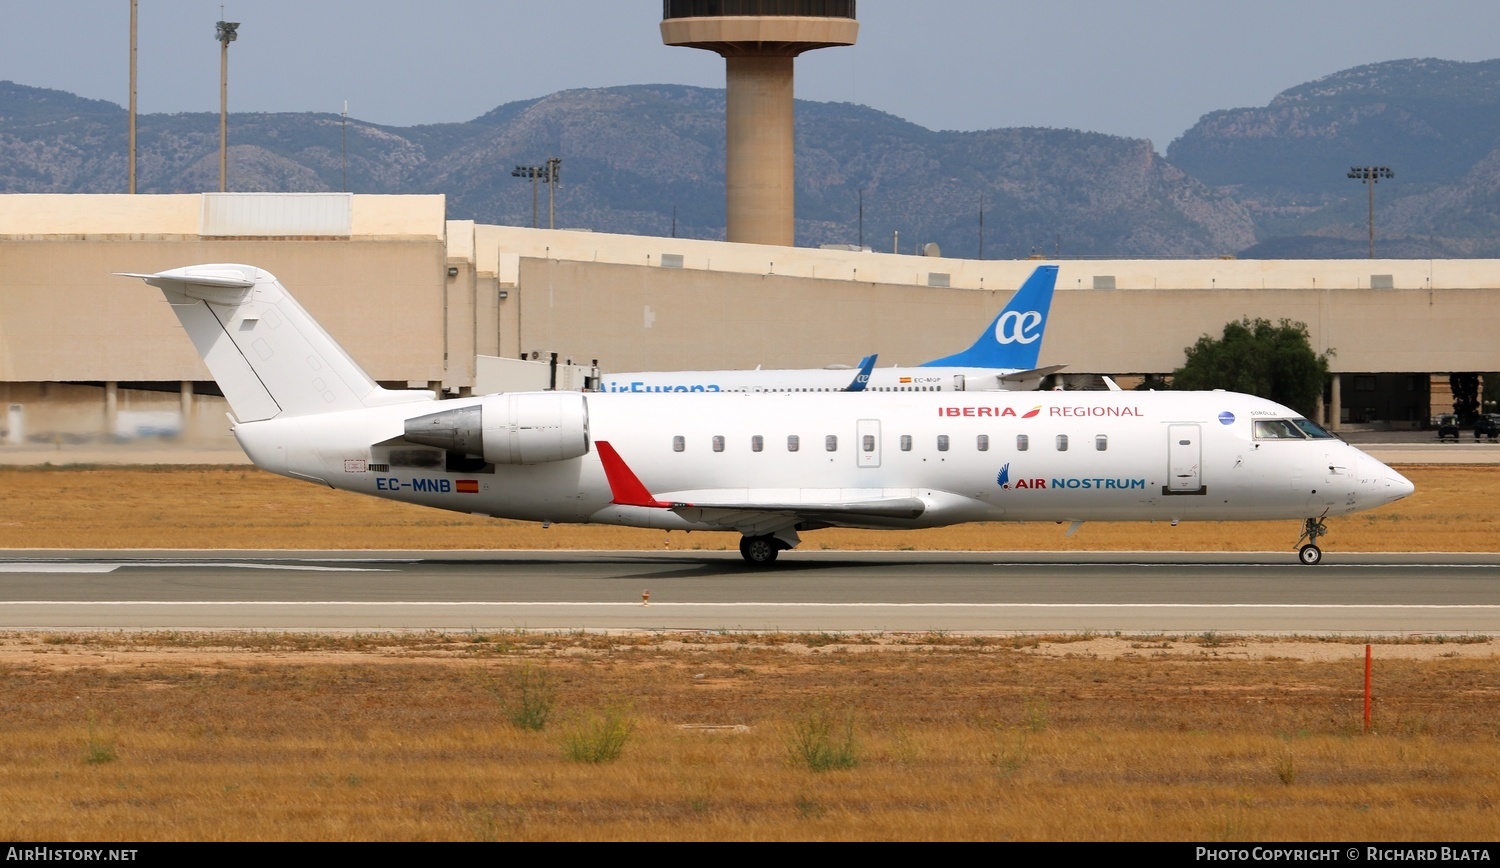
<box><xmin>999</xmin><ymin>364</ymin><xmax>1068</xmax><ymax>385</ymax></box>
<box><xmin>119</xmin><ymin>269</ymin><xmax>255</xmax><ymax>295</ymax></box>
<box><xmin>120</xmin><ymin>264</ymin><xmax>433</xmax><ymax>423</ymax></box>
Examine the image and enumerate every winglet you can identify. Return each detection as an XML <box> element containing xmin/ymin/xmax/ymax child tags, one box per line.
<box><xmin>843</xmin><ymin>354</ymin><xmax>877</xmax><ymax>392</ymax></box>
<box><xmin>596</xmin><ymin>440</ymin><xmax>677</xmax><ymax>508</ymax></box>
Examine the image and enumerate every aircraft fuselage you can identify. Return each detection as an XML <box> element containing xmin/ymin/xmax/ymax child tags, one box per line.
<box><xmin>233</xmin><ymin>390</ymin><xmax>1411</xmax><ymax>532</ymax></box>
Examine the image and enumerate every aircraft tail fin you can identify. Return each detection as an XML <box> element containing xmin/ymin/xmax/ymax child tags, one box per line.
<box><xmin>843</xmin><ymin>354</ymin><xmax>877</xmax><ymax>392</ymax></box>
<box><xmin>120</xmin><ymin>264</ymin><xmax>433</xmax><ymax>423</ymax></box>
<box><xmin>920</xmin><ymin>264</ymin><xmax>1058</xmax><ymax>370</ymax></box>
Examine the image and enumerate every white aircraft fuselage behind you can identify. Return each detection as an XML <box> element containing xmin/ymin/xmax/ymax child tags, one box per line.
<box><xmin>594</xmin><ymin>365</ymin><xmax>1056</xmax><ymax>395</ymax></box>
<box><xmin>597</xmin><ymin>365</ymin><xmax>1060</xmax><ymax>394</ymax></box>
<box><xmin>601</xmin><ymin>264</ymin><xmax>1063</xmax><ymax>394</ymax></box>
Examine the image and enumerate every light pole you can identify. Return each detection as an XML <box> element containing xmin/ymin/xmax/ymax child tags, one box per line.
<box><xmin>215</xmin><ymin>19</ymin><xmax>239</xmax><ymax>193</ymax></box>
<box><xmin>129</xmin><ymin>0</ymin><xmax>137</xmax><ymax>194</ymax></box>
<box><xmin>978</xmin><ymin>192</ymin><xmax>985</xmax><ymax>260</ymax></box>
<box><xmin>1348</xmin><ymin>165</ymin><xmax>1394</xmax><ymax>259</ymax></box>
<box><xmin>513</xmin><ymin>159</ymin><xmax>561</xmax><ymax>229</ymax></box>
<box><xmin>545</xmin><ymin>157</ymin><xmax>561</xmax><ymax>230</ymax></box>
<box><xmin>512</xmin><ymin>165</ymin><xmax>542</xmax><ymax>228</ymax></box>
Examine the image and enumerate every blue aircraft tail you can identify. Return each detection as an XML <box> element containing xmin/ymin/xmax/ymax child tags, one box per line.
<box><xmin>919</xmin><ymin>265</ymin><xmax>1058</xmax><ymax>369</ymax></box>
<box><xmin>843</xmin><ymin>354</ymin><xmax>877</xmax><ymax>392</ymax></box>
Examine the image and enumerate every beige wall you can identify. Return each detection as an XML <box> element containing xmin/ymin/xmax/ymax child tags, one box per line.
<box><xmin>0</xmin><ymin>237</ymin><xmax>447</xmax><ymax>382</ymax></box>
<box><xmin>511</xmin><ymin>258</ymin><xmax>1018</xmax><ymax>372</ymax></box>
<box><xmin>0</xmin><ymin>193</ymin><xmax>444</xmax><ymax>239</ymax></box>
<box><xmin>505</xmin><ymin>259</ymin><xmax>1500</xmax><ymax>376</ymax></box>
<box><xmin>471</xmin><ymin>224</ymin><xmax>1500</xmax><ymax>292</ymax></box>
<box><xmin>3</xmin><ymin>195</ymin><xmax>1499</xmax><ymax>396</ymax></box>
<box><xmin>1042</xmin><ymin>286</ymin><xmax>1497</xmax><ymax>374</ymax></box>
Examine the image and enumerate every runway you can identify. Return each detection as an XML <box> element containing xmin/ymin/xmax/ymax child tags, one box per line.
<box><xmin>2</xmin><ymin>550</ymin><xmax>1498</xmax><ymax>634</ymax></box>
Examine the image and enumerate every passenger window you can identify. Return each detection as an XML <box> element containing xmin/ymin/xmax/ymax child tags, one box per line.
<box><xmin>900</xmin><ymin>435</ymin><xmax>913</xmax><ymax>452</ymax></box>
<box><xmin>751</xmin><ymin>435</ymin><xmax>763</xmax><ymax>453</ymax></box>
<box><xmin>937</xmin><ymin>435</ymin><xmax>950</xmax><ymax>452</ymax></box>
<box><xmin>1016</xmin><ymin>434</ymin><xmax>1029</xmax><ymax>452</ymax></box>
<box><xmin>862</xmin><ymin>434</ymin><xmax>875</xmax><ymax>452</ymax></box>
<box><xmin>977</xmin><ymin>434</ymin><xmax>990</xmax><ymax>452</ymax></box>
<box><xmin>825</xmin><ymin>435</ymin><xmax>838</xmax><ymax>452</ymax></box>
<box><xmin>673</xmin><ymin>436</ymin><xmax>685</xmax><ymax>453</ymax></box>
<box><xmin>712</xmin><ymin>435</ymin><xmax>725</xmax><ymax>453</ymax></box>
<box><xmin>787</xmin><ymin>435</ymin><xmax>800</xmax><ymax>453</ymax></box>
<box><xmin>1056</xmin><ymin>434</ymin><xmax>1069</xmax><ymax>452</ymax></box>
<box><xmin>1095</xmin><ymin>435</ymin><xmax>1108</xmax><ymax>452</ymax></box>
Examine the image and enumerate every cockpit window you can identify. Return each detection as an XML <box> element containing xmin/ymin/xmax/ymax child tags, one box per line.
<box><xmin>1290</xmin><ymin>418</ymin><xmax>1338</xmax><ymax>439</ymax></box>
<box><xmin>1253</xmin><ymin>419</ymin><xmax>1308</xmax><ymax>439</ymax></box>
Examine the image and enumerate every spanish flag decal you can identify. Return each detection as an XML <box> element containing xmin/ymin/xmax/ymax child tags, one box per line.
<box><xmin>456</xmin><ymin>479</ymin><xmax>479</xmax><ymax>494</ymax></box>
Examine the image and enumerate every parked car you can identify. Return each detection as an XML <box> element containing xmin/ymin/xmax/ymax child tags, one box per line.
<box><xmin>1476</xmin><ymin>413</ymin><xmax>1500</xmax><ymax>441</ymax></box>
<box><xmin>1437</xmin><ymin>414</ymin><xmax>1461</xmax><ymax>441</ymax></box>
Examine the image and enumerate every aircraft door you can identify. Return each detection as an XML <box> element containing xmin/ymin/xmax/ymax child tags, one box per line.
<box><xmin>857</xmin><ymin>419</ymin><xmax>881</xmax><ymax>468</ymax></box>
<box><xmin>953</xmin><ymin>375</ymin><xmax>966</xmax><ymax>392</ymax></box>
<box><xmin>1167</xmin><ymin>424</ymin><xmax>1203</xmax><ymax>493</ymax></box>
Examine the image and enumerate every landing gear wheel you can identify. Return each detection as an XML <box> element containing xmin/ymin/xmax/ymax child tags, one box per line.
<box><xmin>739</xmin><ymin>535</ymin><xmax>780</xmax><ymax>566</ymax></box>
<box><xmin>1294</xmin><ymin>514</ymin><xmax>1329</xmax><ymax>566</ymax></box>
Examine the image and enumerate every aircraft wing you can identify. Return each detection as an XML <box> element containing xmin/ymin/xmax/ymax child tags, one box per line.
<box><xmin>595</xmin><ymin>441</ymin><xmax>926</xmax><ymax>534</ymax></box>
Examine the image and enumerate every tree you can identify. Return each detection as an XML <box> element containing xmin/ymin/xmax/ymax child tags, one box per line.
<box><xmin>1451</xmin><ymin>373</ymin><xmax>1480</xmax><ymax>422</ymax></box>
<box><xmin>1171</xmin><ymin>318</ymin><xmax>1331</xmax><ymax>417</ymax></box>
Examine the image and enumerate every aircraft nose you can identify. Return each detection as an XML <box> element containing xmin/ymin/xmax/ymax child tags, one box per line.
<box><xmin>1386</xmin><ymin>466</ymin><xmax>1415</xmax><ymax>502</ymax></box>
<box><xmin>1366</xmin><ymin>458</ymin><xmax>1415</xmax><ymax>505</ymax></box>
<box><xmin>1357</xmin><ymin>453</ymin><xmax>1414</xmax><ymax>507</ymax></box>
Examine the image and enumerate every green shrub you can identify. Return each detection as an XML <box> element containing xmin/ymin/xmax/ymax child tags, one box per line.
<box><xmin>787</xmin><ymin>708</ymin><xmax>858</xmax><ymax>772</ymax></box>
<box><xmin>562</xmin><ymin>707</ymin><xmax>635</xmax><ymax>763</ymax></box>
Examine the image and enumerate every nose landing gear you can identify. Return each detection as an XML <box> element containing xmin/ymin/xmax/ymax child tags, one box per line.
<box><xmin>1295</xmin><ymin>514</ymin><xmax>1329</xmax><ymax>565</ymax></box>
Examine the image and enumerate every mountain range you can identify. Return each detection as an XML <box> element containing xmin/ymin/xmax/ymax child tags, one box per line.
<box><xmin>3</xmin><ymin>57</ymin><xmax>1499</xmax><ymax>259</ymax></box>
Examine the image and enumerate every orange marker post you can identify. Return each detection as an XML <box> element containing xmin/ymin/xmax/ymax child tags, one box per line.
<box><xmin>1364</xmin><ymin>644</ymin><xmax>1373</xmax><ymax>733</ymax></box>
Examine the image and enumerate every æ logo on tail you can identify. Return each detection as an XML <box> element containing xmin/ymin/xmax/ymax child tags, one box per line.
<box><xmin>994</xmin><ymin>309</ymin><xmax>1044</xmax><ymax>345</ymax></box>
<box><xmin>843</xmin><ymin>354</ymin><xmax>878</xmax><ymax>392</ymax></box>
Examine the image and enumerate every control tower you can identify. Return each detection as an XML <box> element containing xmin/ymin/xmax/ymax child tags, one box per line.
<box><xmin>662</xmin><ymin>1</ymin><xmax>858</xmax><ymax>246</ymax></box>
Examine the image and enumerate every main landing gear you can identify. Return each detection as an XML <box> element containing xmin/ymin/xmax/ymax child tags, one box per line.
<box><xmin>739</xmin><ymin>535</ymin><xmax>783</xmax><ymax>566</ymax></box>
<box><xmin>1295</xmin><ymin>515</ymin><xmax>1329</xmax><ymax>565</ymax></box>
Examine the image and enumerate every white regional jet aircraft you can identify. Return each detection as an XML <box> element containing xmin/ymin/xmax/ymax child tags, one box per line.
<box><xmin>600</xmin><ymin>264</ymin><xmax>1065</xmax><ymax>394</ymax></box>
<box><xmin>122</xmin><ymin>264</ymin><xmax>1414</xmax><ymax>566</ymax></box>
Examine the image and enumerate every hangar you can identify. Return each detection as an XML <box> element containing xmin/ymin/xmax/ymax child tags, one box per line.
<box><xmin>0</xmin><ymin>193</ymin><xmax>1495</xmax><ymax>455</ymax></box>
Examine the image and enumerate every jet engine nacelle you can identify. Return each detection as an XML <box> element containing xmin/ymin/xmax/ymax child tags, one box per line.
<box><xmin>403</xmin><ymin>392</ymin><xmax>590</xmax><ymax>465</ymax></box>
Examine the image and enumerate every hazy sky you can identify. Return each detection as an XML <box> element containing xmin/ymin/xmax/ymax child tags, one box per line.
<box><xmin>3</xmin><ymin>1</ymin><xmax>1499</xmax><ymax>152</ymax></box>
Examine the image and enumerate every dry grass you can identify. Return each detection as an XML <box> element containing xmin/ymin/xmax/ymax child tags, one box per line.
<box><xmin>0</xmin><ymin>464</ymin><xmax>1492</xmax><ymax>553</ymax></box>
<box><xmin>0</xmin><ymin>631</ymin><xmax>1496</xmax><ymax>841</ymax></box>
<box><xmin>2</xmin><ymin>467</ymin><xmax>1495</xmax><ymax>840</ymax></box>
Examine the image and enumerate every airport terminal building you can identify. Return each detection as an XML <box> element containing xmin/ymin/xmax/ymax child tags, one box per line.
<box><xmin>1</xmin><ymin>193</ymin><xmax>1496</xmax><ymax>455</ymax></box>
